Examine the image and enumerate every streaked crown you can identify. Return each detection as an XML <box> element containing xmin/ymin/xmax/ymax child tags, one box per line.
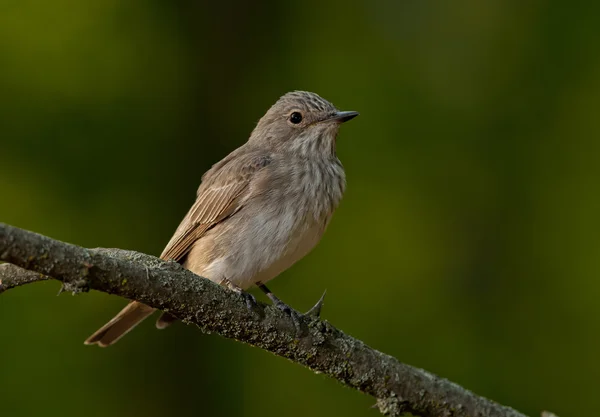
<box><xmin>275</xmin><ymin>91</ymin><xmax>338</xmax><ymax>114</ymax></box>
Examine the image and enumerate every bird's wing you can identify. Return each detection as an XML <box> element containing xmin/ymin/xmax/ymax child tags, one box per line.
<box><xmin>160</xmin><ymin>151</ymin><xmax>271</xmax><ymax>262</ymax></box>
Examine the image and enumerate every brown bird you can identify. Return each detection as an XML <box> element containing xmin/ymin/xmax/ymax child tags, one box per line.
<box><xmin>85</xmin><ymin>91</ymin><xmax>358</xmax><ymax>347</ymax></box>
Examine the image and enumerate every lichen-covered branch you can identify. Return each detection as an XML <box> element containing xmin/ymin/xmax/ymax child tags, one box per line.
<box><xmin>0</xmin><ymin>263</ymin><xmax>49</xmax><ymax>293</ymax></box>
<box><xmin>0</xmin><ymin>222</ymin><xmax>531</xmax><ymax>417</ymax></box>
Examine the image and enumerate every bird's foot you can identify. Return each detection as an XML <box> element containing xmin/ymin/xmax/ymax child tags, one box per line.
<box><xmin>222</xmin><ymin>278</ymin><xmax>258</xmax><ymax>311</ymax></box>
<box><xmin>240</xmin><ymin>291</ymin><xmax>258</xmax><ymax>310</ymax></box>
<box><xmin>257</xmin><ymin>283</ymin><xmax>305</xmax><ymax>332</ymax></box>
<box><xmin>257</xmin><ymin>284</ymin><xmax>327</xmax><ymax>332</ymax></box>
<box><xmin>270</xmin><ymin>296</ymin><xmax>303</xmax><ymax>332</ymax></box>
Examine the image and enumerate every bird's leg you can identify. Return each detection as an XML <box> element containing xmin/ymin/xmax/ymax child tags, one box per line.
<box><xmin>257</xmin><ymin>283</ymin><xmax>303</xmax><ymax>330</ymax></box>
<box><xmin>258</xmin><ymin>284</ymin><xmax>327</xmax><ymax>319</ymax></box>
<box><xmin>258</xmin><ymin>283</ymin><xmax>293</xmax><ymax>313</ymax></box>
<box><xmin>222</xmin><ymin>278</ymin><xmax>257</xmax><ymax>310</ymax></box>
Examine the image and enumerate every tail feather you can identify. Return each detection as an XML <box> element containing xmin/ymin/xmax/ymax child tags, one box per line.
<box><xmin>84</xmin><ymin>301</ymin><xmax>155</xmax><ymax>347</ymax></box>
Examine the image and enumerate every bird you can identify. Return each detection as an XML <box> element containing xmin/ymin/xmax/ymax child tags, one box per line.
<box><xmin>84</xmin><ymin>91</ymin><xmax>358</xmax><ymax>347</ymax></box>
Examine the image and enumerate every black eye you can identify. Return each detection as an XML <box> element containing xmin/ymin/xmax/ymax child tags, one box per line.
<box><xmin>289</xmin><ymin>112</ymin><xmax>303</xmax><ymax>124</ymax></box>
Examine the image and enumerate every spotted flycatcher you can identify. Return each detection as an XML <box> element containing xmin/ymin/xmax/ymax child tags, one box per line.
<box><xmin>85</xmin><ymin>91</ymin><xmax>358</xmax><ymax>346</ymax></box>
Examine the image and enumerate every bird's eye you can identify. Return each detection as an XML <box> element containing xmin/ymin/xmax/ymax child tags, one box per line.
<box><xmin>289</xmin><ymin>112</ymin><xmax>303</xmax><ymax>124</ymax></box>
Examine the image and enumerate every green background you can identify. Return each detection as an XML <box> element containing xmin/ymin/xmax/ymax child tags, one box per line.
<box><xmin>1</xmin><ymin>1</ymin><xmax>599</xmax><ymax>416</ymax></box>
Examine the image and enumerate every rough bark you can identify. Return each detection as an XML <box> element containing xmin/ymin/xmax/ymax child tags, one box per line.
<box><xmin>0</xmin><ymin>222</ymin><xmax>535</xmax><ymax>417</ymax></box>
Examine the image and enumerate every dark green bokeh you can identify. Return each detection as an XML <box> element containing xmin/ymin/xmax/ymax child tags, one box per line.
<box><xmin>1</xmin><ymin>1</ymin><xmax>599</xmax><ymax>416</ymax></box>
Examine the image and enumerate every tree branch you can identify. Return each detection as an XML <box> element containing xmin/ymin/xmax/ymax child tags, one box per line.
<box><xmin>0</xmin><ymin>222</ymin><xmax>536</xmax><ymax>417</ymax></box>
<box><xmin>0</xmin><ymin>263</ymin><xmax>49</xmax><ymax>293</ymax></box>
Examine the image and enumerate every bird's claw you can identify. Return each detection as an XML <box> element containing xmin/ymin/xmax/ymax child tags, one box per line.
<box><xmin>222</xmin><ymin>278</ymin><xmax>257</xmax><ymax>311</ymax></box>
<box><xmin>241</xmin><ymin>291</ymin><xmax>258</xmax><ymax>311</ymax></box>
<box><xmin>257</xmin><ymin>284</ymin><xmax>325</xmax><ymax>333</ymax></box>
<box><xmin>272</xmin><ymin>299</ymin><xmax>303</xmax><ymax>332</ymax></box>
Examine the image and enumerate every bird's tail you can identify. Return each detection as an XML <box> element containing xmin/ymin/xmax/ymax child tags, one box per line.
<box><xmin>84</xmin><ymin>301</ymin><xmax>155</xmax><ymax>347</ymax></box>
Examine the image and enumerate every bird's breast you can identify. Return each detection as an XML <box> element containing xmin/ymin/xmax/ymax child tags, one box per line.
<box><xmin>248</xmin><ymin>158</ymin><xmax>345</xmax><ymax>284</ymax></box>
<box><xmin>201</xmin><ymin>157</ymin><xmax>346</xmax><ymax>289</ymax></box>
<box><xmin>290</xmin><ymin>158</ymin><xmax>346</xmax><ymax>223</ymax></box>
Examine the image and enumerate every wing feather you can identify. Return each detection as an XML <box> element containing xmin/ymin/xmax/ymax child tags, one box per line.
<box><xmin>160</xmin><ymin>150</ymin><xmax>271</xmax><ymax>262</ymax></box>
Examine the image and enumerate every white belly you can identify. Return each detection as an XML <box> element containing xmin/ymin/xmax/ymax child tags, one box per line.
<box><xmin>200</xmin><ymin>208</ymin><xmax>329</xmax><ymax>290</ymax></box>
<box><xmin>248</xmin><ymin>218</ymin><xmax>325</xmax><ymax>287</ymax></box>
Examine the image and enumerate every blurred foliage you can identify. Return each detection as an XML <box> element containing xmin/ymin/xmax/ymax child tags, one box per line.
<box><xmin>1</xmin><ymin>1</ymin><xmax>599</xmax><ymax>416</ymax></box>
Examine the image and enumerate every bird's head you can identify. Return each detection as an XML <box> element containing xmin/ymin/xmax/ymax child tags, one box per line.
<box><xmin>249</xmin><ymin>91</ymin><xmax>358</xmax><ymax>157</ymax></box>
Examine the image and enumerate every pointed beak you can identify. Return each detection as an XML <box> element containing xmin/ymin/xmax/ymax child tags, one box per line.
<box><xmin>328</xmin><ymin>111</ymin><xmax>359</xmax><ymax>123</ymax></box>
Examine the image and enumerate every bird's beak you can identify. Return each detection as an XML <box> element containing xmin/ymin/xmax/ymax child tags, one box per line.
<box><xmin>328</xmin><ymin>111</ymin><xmax>359</xmax><ymax>123</ymax></box>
